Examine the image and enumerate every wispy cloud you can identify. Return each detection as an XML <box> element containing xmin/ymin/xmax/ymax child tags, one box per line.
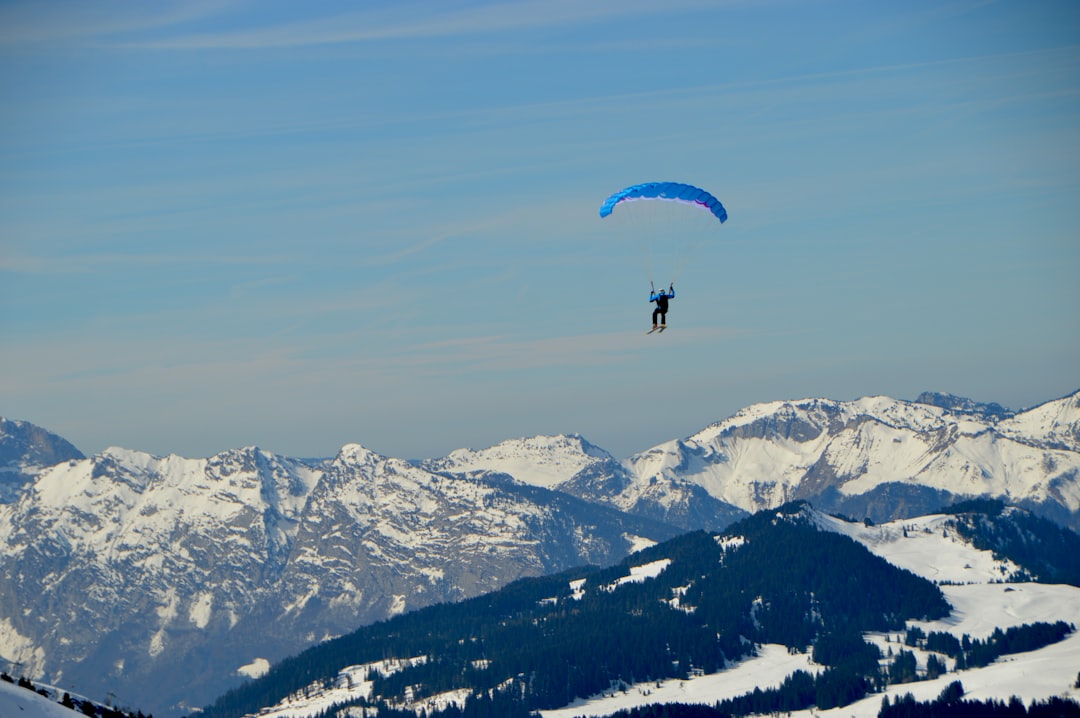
<box><xmin>108</xmin><ymin>0</ymin><xmax>723</xmax><ymax>50</ymax></box>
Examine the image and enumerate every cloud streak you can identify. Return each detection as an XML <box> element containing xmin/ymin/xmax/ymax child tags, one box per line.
<box><xmin>108</xmin><ymin>0</ymin><xmax>725</xmax><ymax>50</ymax></box>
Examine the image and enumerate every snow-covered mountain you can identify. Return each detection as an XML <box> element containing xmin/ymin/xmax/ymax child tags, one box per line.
<box><xmin>1</xmin><ymin>387</ymin><xmax>1078</xmax><ymax>716</ymax></box>
<box><xmin>423</xmin><ymin>433</ymin><xmax>747</xmax><ymax>531</ymax></box>
<box><xmin>0</xmin><ymin>417</ymin><xmax>83</xmax><ymax>503</ymax></box>
<box><xmin>0</xmin><ymin>440</ymin><xmax>677</xmax><ymax>716</ymax></box>
<box><xmin>619</xmin><ymin>390</ymin><xmax>1080</xmax><ymax>530</ymax></box>
<box><xmin>425</xmin><ymin>391</ymin><xmax>1080</xmax><ymax>532</ymax></box>
<box><xmin>422</xmin><ymin>433</ymin><xmax>615</xmax><ymax>489</ymax></box>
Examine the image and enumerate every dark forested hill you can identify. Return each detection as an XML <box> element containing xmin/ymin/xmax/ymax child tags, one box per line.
<box><xmin>195</xmin><ymin>503</ymin><xmax>952</xmax><ymax>718</ymax></box>
<box><xmin>941</xmin><ymin>499</ymin><xmax>1080</xmax><ymax>585</ymax></box>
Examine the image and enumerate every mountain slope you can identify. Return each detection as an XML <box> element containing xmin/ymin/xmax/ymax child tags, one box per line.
<box><xmin>198</xmin><ymin>502</ymin><xmax>1080</xmax><ymax>718</ymax></box>
<box><xmin>543</xmin><ymin>504</ymin><xmax>1080</xmax><ymax>718</ymax></box>
<box><xmin>997</xmin><ymin>388</ymin><xmax>1080</xmax><ymax>451</ymax></box>
<box><xmin>0</xmin><ymin>679</ymin><xmax>82</xmax><ymax>718</ymax></box>
<box><xmin>197</xmin><ymin>503</ymin><xmax>952</xmax><ymax>718</ymax></box>
<box><xmin>0</xmin><ymin>443</ymin><xmax>678</xmax><ymax>717</ymax></box>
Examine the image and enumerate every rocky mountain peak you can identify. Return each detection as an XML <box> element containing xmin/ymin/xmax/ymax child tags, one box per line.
<box><xmin>0</xmin><ymin>417</ymin><xmax>85</xmax><ymax>502</ymax></box>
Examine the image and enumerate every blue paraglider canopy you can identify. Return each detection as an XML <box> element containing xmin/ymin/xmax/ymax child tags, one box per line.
<box><xmin>599</xmin><ymin>181</ymin><xmax>727</xmax><ymax>224</ymax></box>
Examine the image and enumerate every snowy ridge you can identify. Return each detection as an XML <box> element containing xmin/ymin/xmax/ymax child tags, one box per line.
<box><xmin>620</xmin><ymin>392</ymin><xmax>1080</xmax><ymax>523</ymax></box>
<box><xmin>422</xmin><ymin>434</ymin><xmax>614</xmax><ymax>489</ymax></box>
<box><xmin>997</xmin><ymin>389</ymin><xmax>1080</xmax><ymax>451</ymax></box>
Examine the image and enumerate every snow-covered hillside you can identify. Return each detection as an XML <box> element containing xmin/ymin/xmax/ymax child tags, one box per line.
<box><xmin>0</xmin><ymin>679</ymin><xmax>80</xmax><ymax>718</ymax></box>
<box><xmin>240</xmin><ymin>505</ymin><xmax>1080</xmax><ymax>718</ymax></box>
<box><xmin>540</xmin><ymin>509</ymin><xmax>1080</xmax><ymax>718</ymax></box>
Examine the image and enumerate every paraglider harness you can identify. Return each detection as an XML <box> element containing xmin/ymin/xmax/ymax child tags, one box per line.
<box><xmin>650</xmin><ymin>283</ymin><xmax>674</xmax><ymax>326</ymax></box>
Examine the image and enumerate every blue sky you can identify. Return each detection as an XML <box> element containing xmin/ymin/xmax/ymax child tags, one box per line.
<box><xmin>2</xmin><ymin>0</ymin><xmax>1078</xmax><ymax>460</ymax></box>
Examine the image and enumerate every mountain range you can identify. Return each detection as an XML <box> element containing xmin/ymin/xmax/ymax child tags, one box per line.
<box><xmin>0</xmin><ymin>388</ymin><xmax>1077</xmax><ymax>716</ymax></box>
<box><xmin>422</xmin><ymin>389</ymin><xmax>1080</xmax><ymax>530</ymax></box>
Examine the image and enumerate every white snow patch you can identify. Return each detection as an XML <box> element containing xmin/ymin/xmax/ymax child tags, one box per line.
<box><xmin>238</xmin><ymin>657</ymin><xmax>271</xmax><ymax>679</ymax></box>
<box><xmin>282</xmin><ymin>586</ymin><xmax>319</xmax><ymax>615</ymax></box>
<box><xmin>624</xmin><ymin>533</ymin><xmax>657</xmax><ymax>554</ymax></box>
<box><xmin>602</xmin><ymin>559</ymin><xmax>671</xmax><ymax>592</ymax></box>
<box><xmin>816</xmin><ymin>512</ymin><xmax>1022</xmax><ymax>584</ymax></box>
<box><xmin>401</xmin><ymin>687</ymin><xmax>472</xmax><ymax>715</ymax></box>
<box><xmin>388</xmin><ymin>593</ymin><xmax>408</xmax><ymax>616</ymax></box>
<box><xmin>715</xmin><ymin>534</ymin><xmax>746</xmax><ymax>552</ymax></box>
<box><xmin>917</xmin><ymin>583</ymin><xmax>1080</xmax><ymax>640</ymax></box>
<box><xmin>155</xmin><ymin>586</ymin><xmax>180</xmax><ymax>622</ymax></box>
<box><xmin>189</xmin><ymin>591</ymin><xmax>213</xmax><ymax>629</ymax></box>
<box><xmin>622</xmin><ymin>558</ymin><xmax>671</xmax><ymax>584</ymax></box>
<box><xmin>255</xmin><ymin>657</ymin><xmax>428</xmax><ymax>718</ymax></box>
<box><xmin>541</xmin><ymin>644</ymin><xmax>822</xmax><ymax>717</ymax></box>
<box><xmin>667</xmin><ymin>585</ymin><xmax>694</xmax><ymax>613</ymax></box>
<box><xmin>149</xmin><ymin>628</ymin><xmax>167</xmax><ymax>658</ymax></box>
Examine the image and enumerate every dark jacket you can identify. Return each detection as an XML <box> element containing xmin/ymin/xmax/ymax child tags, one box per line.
<box><xmin>650</xmin><ymin>288</ymin><xmax>674</xmax><ymax>312</ymax></box>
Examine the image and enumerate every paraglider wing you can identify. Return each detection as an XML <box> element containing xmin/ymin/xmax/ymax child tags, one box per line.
<box><xmin>599</xmin><ymin>181</ymin><xmax>727</xmax><ymax>223</ymax></box>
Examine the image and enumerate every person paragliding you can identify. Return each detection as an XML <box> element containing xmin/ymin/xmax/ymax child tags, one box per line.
<box><xmin>649</xmin><ymin>283</ymin><xmax>674</xmax><ymax>333</ymax></box>
<box><xmin>598</xmin><ymin>181</ymin><xmax>726</xmax><ymax>335</ymax></box>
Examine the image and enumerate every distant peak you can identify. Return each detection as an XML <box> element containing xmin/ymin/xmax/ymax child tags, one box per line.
<box><xmin>336</xmin><ymin>443</ymin><xmax>384</xmax><ymax>463</ymax></box>
<box><xmin>914</xmin><ymin>391</ymin><xmax>1014</xmax><ymax>421</ymax></box>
